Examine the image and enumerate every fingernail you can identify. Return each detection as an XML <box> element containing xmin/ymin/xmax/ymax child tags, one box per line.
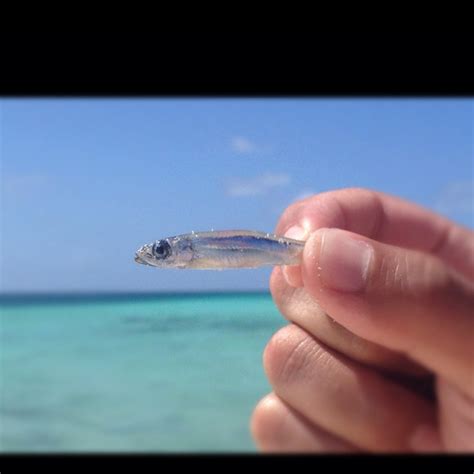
<box><xmin>282</xmin><ymin>226</ymin><xmax>306</xmax><ymax>287</ymax></box>
<box><xmin>284</xmin><ymin>225</ymin><xmax>306</xmax><ymax>241</ymax></box>
<box><xmin>319</xmin><ymin>229</ymin><xmax>373</xmax><ymax>293</ymax></box>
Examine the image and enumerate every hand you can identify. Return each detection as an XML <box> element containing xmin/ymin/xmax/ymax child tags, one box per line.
<box><xmin>251</xmin><ymin>188</ymin><xmax>474</xmax><ymax>452</ymax></box>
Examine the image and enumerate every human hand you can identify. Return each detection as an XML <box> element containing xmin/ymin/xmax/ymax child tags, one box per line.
<box><xmin>251</xmin><ymin>188</ymin><xmax>474</xmax><ymax>452</ymax></box>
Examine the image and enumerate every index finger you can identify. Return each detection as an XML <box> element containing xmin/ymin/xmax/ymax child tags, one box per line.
<box><xmin>276</xmin><ymin>187</ymin><xmax>474</xmax><ymax>281</ymax></box>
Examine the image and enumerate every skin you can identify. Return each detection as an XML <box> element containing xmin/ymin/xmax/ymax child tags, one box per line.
<box><xmin>250</xmin><ymin>188</ymin><xmax>474</xmax><ymax>453</ymax></box>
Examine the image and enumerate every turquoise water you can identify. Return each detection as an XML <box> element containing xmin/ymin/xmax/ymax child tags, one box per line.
<box><xmin>0</xmin><ymin>292</ymin><xmax>285</xmax><ymax>452</ymax></box>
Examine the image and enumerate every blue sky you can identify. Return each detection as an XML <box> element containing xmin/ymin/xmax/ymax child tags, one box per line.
<box><xmin>1</xmin><ymin>99</ymin><xmax>472</xmax><ymax>293</ymax></box>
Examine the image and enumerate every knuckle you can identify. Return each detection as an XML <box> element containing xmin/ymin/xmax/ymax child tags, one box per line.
<box><xmin>374</xmin><ymin>252</ymin><xmax>411</xmax><ymax>295</ymax></box>
<box><xmin>374</xmin><ymin>250</ymin><xmax>452</xmax><ymax>300</ymax></box>
<box><xmin>338</xmin><ymin>187</ymin><xmax>376</xmax><ymax>202</ymax></box>
<box><xmin>263</xmin><ymin>325</ymin><xmax>318</xmax><ymax>387</ymax></box>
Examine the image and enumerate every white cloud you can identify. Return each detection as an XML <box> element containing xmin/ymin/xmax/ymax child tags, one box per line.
<box><xmin>230</xmin><ymin>136</ymin><xmax>257</xmax><ymax>154</ymax></box>
<box><xmin>227</xmin><ymin>173</ymin><xmax>291</xmax><ymax>197</ymax></box>
<box><xmin>435</xmin><ymin>180</ymin><xmax>474</xmax><ymax>215</ymax></box>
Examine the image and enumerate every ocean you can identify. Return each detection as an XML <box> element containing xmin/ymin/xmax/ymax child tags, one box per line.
<box><xmin>0</xmin><ymin>292</ymin><xmax>285</xmax><ymax>452</ymax></box>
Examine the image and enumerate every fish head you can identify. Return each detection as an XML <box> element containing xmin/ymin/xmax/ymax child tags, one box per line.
<box><xmin>134</xmin><ymin>237</ymin><xmax>192</xmax><ymax>268</ymax></box>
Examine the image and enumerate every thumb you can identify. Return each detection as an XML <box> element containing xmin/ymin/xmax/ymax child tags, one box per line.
<box><xmin>301</xmin><ymin>228</ymin><xmax>474</xmax><ymax>396</ymax></box>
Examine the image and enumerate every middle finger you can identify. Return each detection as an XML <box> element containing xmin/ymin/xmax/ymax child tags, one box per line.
<box><xmin>270</xmin><ymin>266</ymin><xmax>428</xmax><ymax>376</ymax></box>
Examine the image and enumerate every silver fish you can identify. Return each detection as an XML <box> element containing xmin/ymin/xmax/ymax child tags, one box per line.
<box><xmin>134</xmin><ymin>230</ymin><xmax>305</xmax><ymax>270</ymax></box>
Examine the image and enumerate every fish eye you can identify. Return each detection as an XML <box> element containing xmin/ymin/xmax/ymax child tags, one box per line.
<box><xmin>153</xmin><ymin>240</ymin><xmax>171</xmax><ymax>259</ymax></box>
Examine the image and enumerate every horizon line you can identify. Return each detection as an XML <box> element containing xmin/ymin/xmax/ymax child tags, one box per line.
<box><xmin>0</xmin><ymin>289</ymin><xmax>272</xmax><ymax>307</ymax></box>
<box><xmin>0</xmin><ymin>288</ymin><xmax>268</xmax><ymax>294</ymax></box>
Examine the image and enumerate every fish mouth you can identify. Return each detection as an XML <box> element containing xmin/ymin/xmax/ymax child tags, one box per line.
<box><xmin>135</xmin><ymin>244</ymin><xmax>153</xmax><ymax>266</ymax></box>
<box><xmin>134</xmin><ymin>252</ymin><xmax>149</xmax><ymax>265</ymax></box>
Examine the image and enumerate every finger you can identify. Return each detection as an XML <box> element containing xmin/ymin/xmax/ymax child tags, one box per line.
<box><xmin>436</xmin><ymin>377</ymin><xmax>474</xmax><ymax>452</ymax></box>
<box><xmin>251</xmin><ymin>393</ymin><xmax>359</xmax><ymax>453</ymax></box>
<box><xmin>270</xmin><ymin>266</ymin><xmax>428</xmax><ymax>376</ymax></box>
<box><xmin>264</xmin><ymin>324</ymin><xmax>436</xmax><ymax>452</ymax></box>
<box><xmin>277</xmin><ymin>188</ymin><xmax>474</xmax><ymax>283</ymax></box>
<box><xmin>281</xmin><ymin>224</ymin><xmax>309</xmax><ymax>288</ymax></box>
<box><xmin>301</xmin><ymin>228</ymin><xmax>474</xmax><ymax>395</ymax></box>
<box><xmin>410</xmin><ymin>424</ymin><xmax>443</xmax><ymax>453</ymax></box>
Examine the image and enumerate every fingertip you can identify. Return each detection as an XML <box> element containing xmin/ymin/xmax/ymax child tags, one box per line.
<box><xmin>250</xmin><ymin>393</ymin><xmax>283</xmax><ymax>446</ymax></box>
<box><xmin>269</xmin><ymin>266</ymin><xmax>284</xmax><ymax>298</ymax></box>
<box><xmin>301</xmin><ymin>228</ymin><xmax>326</xmax><ymax>292</ymax></box>
<box><xmin>263</xmin><ymin>324</ymin><xmax>313</xmax><ymax>388</ymax></box>
<box><xmin>282</xmin><ymin>265</ymin><xmax>304</xmax><ymax>287</ymax></box>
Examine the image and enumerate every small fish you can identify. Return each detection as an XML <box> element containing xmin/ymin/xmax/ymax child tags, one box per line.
<box><xmin>134</xmin><ymin>230</ymin><xmax>305</xmax><ymax>270</ymax></box>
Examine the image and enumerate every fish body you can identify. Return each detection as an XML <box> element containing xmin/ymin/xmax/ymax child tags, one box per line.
<box><xmin>135</xmin><ymin>230</ymin><xmax>305</xmax><ymax>270</ymax></box>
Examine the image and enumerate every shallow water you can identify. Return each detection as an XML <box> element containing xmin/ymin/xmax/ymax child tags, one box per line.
<box><xmin>0</xmin><ymin>292</ymin><xmax>284</xmax><ymax>452</ymax></box>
